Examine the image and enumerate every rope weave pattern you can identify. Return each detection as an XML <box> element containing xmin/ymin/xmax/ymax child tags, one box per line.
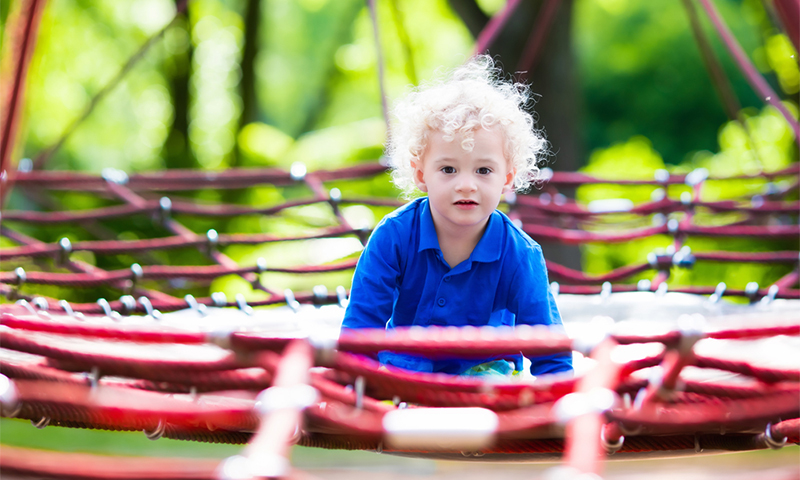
<box><xmin>2</xmin><ymin>163</ymin><xmax>798</xmax><ymax>314</ymax></box>
<box><xmin>1</xmin><ymin>161</ymin><xmax>799</xmax><ymax>478</ymax></box>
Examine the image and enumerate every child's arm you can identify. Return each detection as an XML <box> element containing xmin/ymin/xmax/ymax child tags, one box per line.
<box><xmin>508</xmin><ymin>244</ymin><xmax>574</xmax><ymax>375</ymax></box>
<box><xmin>341</xmin><ymin>220</ymin><xmax>403</xmax><ymax>331</ymax></box>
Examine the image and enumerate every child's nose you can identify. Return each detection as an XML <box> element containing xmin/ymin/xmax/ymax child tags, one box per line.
<box><xmin>455</xmin><ymin>174</ymin><xmax>477</xmax><ymax>192</ymax></box>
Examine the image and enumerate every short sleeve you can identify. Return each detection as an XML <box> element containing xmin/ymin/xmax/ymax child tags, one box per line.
<box><xmin>341</xmin><ymin>219</ymin><xmax>403</xmax><ymax>331</ymax></box>
<box><xmin>508</xmin><ymin>243</ymin><xmax>573</xmax><ymax>375</ymax></box>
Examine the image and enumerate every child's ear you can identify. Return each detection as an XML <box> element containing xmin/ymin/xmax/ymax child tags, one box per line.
<box><xmin>411</xmin><ymin>158</ymin><xmax>428</xmax><ymax>193</ymax></box>
<box><xmin>503</xmin><ymin>167</ymin><xmax>516</xmax><ymax>193</ymax></box>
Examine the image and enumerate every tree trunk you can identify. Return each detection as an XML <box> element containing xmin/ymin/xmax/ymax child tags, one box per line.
<box><xmin>236</xmin><ymin>0</ymin><xmax>262</xmax><ymax>161</ymax></box>
<box><xmin>162</xmin><ymin>6</ymin><xmax>196</xmax><ymax>170</ymax></box>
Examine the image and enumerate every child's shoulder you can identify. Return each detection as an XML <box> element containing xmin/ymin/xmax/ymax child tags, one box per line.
<box><xmin>492</xmin><ymin>209</ymin><xmax>542</xmax><ymax>253</ymax></box>
<box><xmin>368</xmin><ymin>198</ymin><xmax>426</xmax><ymax>248</ymax></box>
<box><xmin>379</xmin><ymin>197</ymin><xmax>426</xmax><ymax>227</ymax></box>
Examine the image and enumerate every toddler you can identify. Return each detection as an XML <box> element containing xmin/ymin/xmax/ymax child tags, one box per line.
<box><xmin>341</xmin><ymin>56</ymin><xmax>572</xmax><ymax>377</ymax></box>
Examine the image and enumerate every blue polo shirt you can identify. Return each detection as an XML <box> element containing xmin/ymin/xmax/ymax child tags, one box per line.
<box><xmin>341</xmin><ymin>197</ymin><xmax>572</xmax><ymax>376</ymax></box>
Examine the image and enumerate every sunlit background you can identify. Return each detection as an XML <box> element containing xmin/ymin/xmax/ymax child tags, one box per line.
<box><xmin>0</xmin><ymin>0</ymin><xmax>798</xmax><ymax>470</ymax></box>
<box><xmin>3</xmin><ymin>0</ymin><xmax>797</xmax><ymax>306</ymax></box>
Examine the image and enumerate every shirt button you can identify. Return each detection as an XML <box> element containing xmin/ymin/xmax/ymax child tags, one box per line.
<box><xmin>444</xmin><ymin>276</ymin><xmax>451</xmax><ymax>282</ymax></box>
<box><xmin>437</xmin><ymin>298</ymin><xmax>446</xmax><ymax>307</ymax></box>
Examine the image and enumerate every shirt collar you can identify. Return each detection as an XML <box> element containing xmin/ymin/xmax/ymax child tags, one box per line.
<box><xmin>470</xmin><ymin>211</ymin><xmax>503</xmax><ymax>263</ymax></box>
<box><xmin>417</xmin><ymin>198</ymin><xmax>503</xmax><ymax>264</ymax></box>
<box><xmin>418</xmin><ymin>198</ymin><xmax>440</xmax><ymax>252</ymax></box>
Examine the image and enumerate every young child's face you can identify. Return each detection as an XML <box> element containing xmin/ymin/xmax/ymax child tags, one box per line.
<box><xmin>411</xmin><ymin>127</ymin><xmax>515</xmax><ymax>233</ymax></box>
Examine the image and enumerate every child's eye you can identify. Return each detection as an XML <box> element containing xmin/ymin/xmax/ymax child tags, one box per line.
<box><xmin>441</xmin><ymin>166</ymin><xmax>456</xmax><ymax>174</ymax></box>
<box><xmin>477</xmin><ymin>167</ymin><xmax>492</xmax><ymax>175</ymax></box>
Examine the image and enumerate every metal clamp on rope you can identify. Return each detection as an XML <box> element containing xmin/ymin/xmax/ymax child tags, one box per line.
<box><xmin>58</xmin><ymin>299</ymin><xmax>82</xmax><ymax>320</ymax></box>
<box><xmin>255</xmin><ymin>257</ymin><xmax>267</xmax><ymax>275</ymax></box>
<box><xmin>101</xmin><ymin>167</ymin><xmax>129</xmax><ymax>185</ymax></box>
<box><xmin>764</xmin><ymin>422</ymin><xmax>787</xmax><ymax>450</ymax></box>
<box><xmin>86</xmin><ymin>366</ymin><xmax>101</xmax><ymax>389</ymax></box>
<box><xmin>144</xmin><ymin>419</ymin><xmax>166</xmax><ymax>441</ymax></box>
<box><xmin>158</xmin><ymin>196</ymin><xmax>172</xmax><ymax>224</ymax></box>
<box><xmin>119</xmin><ymin>295</ymin><xmax>136</xmax><ymax>315</ymax></box>
<box><xmin>284</xmin><ymin>289</ymin><xmax>300</xmax><ymax>312</ymax></box>
<box><xmin>759</xmin><ymin>285</ymin><xmax>779</xmax><ymax>306</ymax></box>
<box><xmin>708</xmin><ymin>282</ymin><xmax>726</xmax><ymax>304</ymax></box>
<box><xmin>745</xmin><ymin>281</ymin><xmax>760</xmax><ymax>303</ymax></box>
<box><xmin>206</xmin><ymin>229</ymin><xmax>219</xmax><ymax>254</ymax></box>
<box><xmin>14</xmin><ymin>267</ymin><xmax>26</xmax><ymax>287</ymax></box>
<box><xmin>329</xmin><ymin>187</ymin><xmax>342</xmax><ymax>206</ymax></box>
<box><xmin>255</xmin><ymin>384</ymin><xmax>318</xmax><ymax>414</ymax></box>
<box><xmin>130</xmin><ymin>263</ymin><xmax>143</xmax><ymax>291</ymax></box>
<box><xmin>29</xmin><ymin>297</ymin><xmax>52</xmax><ymax>319</ymax></box>
<box><xmin>647</xmin><ymin>251</ymin><xmax>672</xmax><ymax>270</ymax></box>
<box><xmin>211</xmin><ymin>291</ymin><xmax>228</xmax><ymax>307</ymax></box>
<box><xmin>9</xmin><ymin>267</ymin><xmax>26</xmax><ymax>301</ymax></box>
<box><xmin>383</xmin><ymin>407</ymin><xmax>498</xmax><ymax>451</ymax></box>
<box><xmin>32</xmin><ymin>297</ymin><xmax>48</xmax><ymax>311</ymax></box>
<box><xmin>667</xmin><ymin>218</ymin><xmax>680</xmax><ymax>234</ymax></box>
<box><xmin>138</xmin><ymin>296</ymin><xmax>161</xmax><ymax>319</ymax></box>
<box><xmin>335</xmin><ymin>285</ymin><xmax>348</xmax><ymax>308</ymax></box>
<box><xmin>550</xmin><ymin>281</ymin><xmax>560</xmax><ymax>298</ymax></box>
<box><xmin>671</xmin><ymin>246</ymin><xmax>695</xmax><ymax>269</ymax></box>
<box><xmin>184</xmin><ymin>294</ymin><xmax>208</xmax><ymax>317</ymax></box>
<box><xmin>57</xmin><ymin>237</ymin><xmax>72</xmax><ymax>265</ymax></box>
<box><xmin>234</xmin><ymin>293</ymin><xmax>253</xmax><ymax>316</ymax></box>
<box><xmin>600</xmin><ymin>425</ymin><xmax>624</xmax><ymax>454</ymax></box>
<box><xmin>599</xmin><ymin>281</ymin><xmax>612</xmax><ymax>303</ymax></box>
<box><xmin>32</xmin><ymin>416</ymin><xmax>50</xmax><ymax>429</ymax></box>
<box><xmin>654</xmin><ymin>169</ymin><xmax>669</xmax><ymax>184</ymax></box>
<box><xmin>289</xmin><ymin>162</ymin><xmax>307</xmax><ymax>181</ymax></box>
<box><xmin>15</xmin><ymin>299</ymin><xmax>38</xmax><ymax>317</ymax></box>
<box><xmin>97</xmin><ymin>298</ymin><xmax>121</xmax><ymax>320</ymax></box>
<box><xmin>17</xmin><ymin>158</ymin><xmax>32</xmax><ymax>173</ymax></box>
<box><xmin>0</xmin><ymin>374</ymin><xmax>20</xmax><ymax>418</ymax></box>
<box><xmin>312</xmin><ymin>285</ymin><xmax>328</xmax><ymax>309</ymax></box>
<box><xmin>684</xmin><ymin>167</ymin><xmax>708</xmax><ymax>187</ymax></box>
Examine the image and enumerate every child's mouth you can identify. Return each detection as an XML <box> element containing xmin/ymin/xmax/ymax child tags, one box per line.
<box><xmin>454</xmin><ymin>200</ymin><xmax>478</xmax><ymax>209</ymax></box>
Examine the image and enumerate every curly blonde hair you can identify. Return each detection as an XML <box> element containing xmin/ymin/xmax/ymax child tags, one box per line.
<box><xmin>386</xmin><ymin>55</ymin><xmax>548</xmax><ymax>197</ymax></box>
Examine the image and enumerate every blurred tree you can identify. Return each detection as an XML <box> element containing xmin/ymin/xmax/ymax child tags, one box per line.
<box><xmin>4</xmin><ymin>0</ymin><xmax>796</xmax><ymax>302</ymax></box>
<box><xmin>161</xmin><ymin>1</ymin><xmax>196</xmax><ymax>169</ymax></box>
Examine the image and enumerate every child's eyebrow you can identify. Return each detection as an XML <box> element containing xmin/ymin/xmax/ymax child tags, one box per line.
<box><xmin>430</xmin><ymin>157</ymin><xmax>456</xmax><ymax>164</ymax></box>
<box><xmin>475</xmin><ymin>158</ymin><xmax>502</xmax><ymax>166</ymax></box>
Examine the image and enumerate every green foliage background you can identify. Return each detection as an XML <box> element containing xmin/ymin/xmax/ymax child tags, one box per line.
<box><xmin>2</xmin><ymin>0</ymin><xmax>797</xmax><ymax>302</ymax></box>
<box><xmin>0</xmin><ymin>0</ymin><xmax>798</xmax><ymax>459</ymax></box>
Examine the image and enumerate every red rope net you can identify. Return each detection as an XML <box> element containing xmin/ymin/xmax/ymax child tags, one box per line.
<box><xmin>0</xmin><ymin>1</ymin><xmax>798</xmax><ymax>477</ymax></box>
<box><xmin>0</xmin><ymin>158</ymin><xmax>798</xmax><ymax>479</ymax></box>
